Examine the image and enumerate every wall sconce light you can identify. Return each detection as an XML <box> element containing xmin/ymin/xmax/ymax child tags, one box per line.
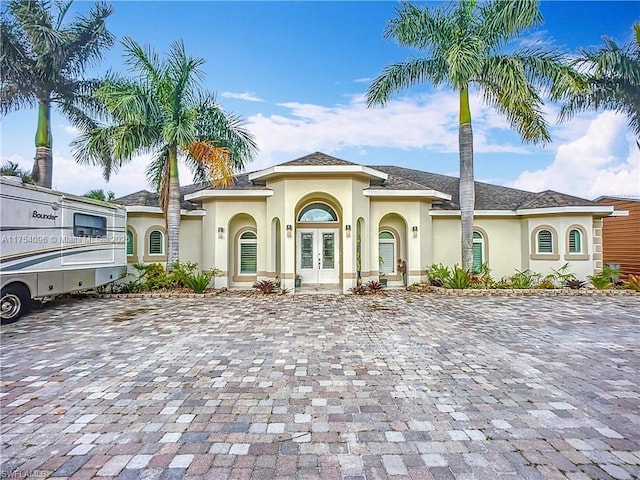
<box><xmin>286</xmin><ymin>224</ymin><xmax>292</xmax><ymax>237</ymax></box>
<box><xmin>217</xmin><ymin>226</ymin><xmax>224</xmax><ymax>239</ymax></box>
<box><xmin>345</xmin><ymin>224</ymin><xmax>351</xmax><ymax>237</ymax></box>
<box><xmin>412</xmin><ymin>226</ymin><xmax>418</xmax><ymax>237</ymax></box>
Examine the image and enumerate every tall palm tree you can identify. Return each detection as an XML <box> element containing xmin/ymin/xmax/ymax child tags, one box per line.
<box><xmin>73</xmin><ymin>37</ymin><xmax>257</xmax><ymax>266</ymax></box>
<box><xmin>367</xmin><ymin>0</ymin><xmax>581</xmax><ymax>271</ymax></box>
<box><xmin>83</xmin><ymin>188</ymin><xmax>115</xmax><ymax>201</ymax></box>
<box><xmin>0</xmin><ymin>0</ymin><xmax>114</xmax><ymax>188</ymax></box>
<box><xmin>560</xmin><ymin>22</ymin><xmax>640</xmax><ymax>141</ymax></box>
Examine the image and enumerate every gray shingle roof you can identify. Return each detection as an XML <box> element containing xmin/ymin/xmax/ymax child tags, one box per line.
<box><xmin>372</xmin><ymin>166</ymin><xmax>600</xmax><ymax>210</ymax></box>
<box><xmin>114</xmin><ymin>190</ymin><xmax>200</xmax><ymax>211</ymax></box>
<box><xmin>279</xmin><ymin>151</ymin><xmax>358</xmax><ymax>167</ymax></box>
<box><xmin>115</xmin><ymin>153</ymin><xmax>601</xmax><ymax>212</ymax></box>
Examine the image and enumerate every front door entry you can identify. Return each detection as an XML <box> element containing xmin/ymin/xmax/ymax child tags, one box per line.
<box><xmin>297</xmin><ymin>228</ymin><xmax>339</xmax><ymax>284</ymax></box>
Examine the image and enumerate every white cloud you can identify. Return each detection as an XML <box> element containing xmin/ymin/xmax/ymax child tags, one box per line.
<box><xmin>61</xmin><ymin>124</ymin><xmax>81</xmax><ymax>136</ymax></box>
<box><xmin>245</xmin><ymin>91</ymin><xmax>529</xmax><ymax>169</ymax></box>
<box><xmin>353</xmin><ymin>77</ymin><xmax>372</xmax><ymax>83</ymax></box>
<box><xmin>221</xmin><ymin>91</ymin><xmax>264</xmax><ymax>102</ymax></box>
<box><xmin>509</xmin><ymin>111</ymin><xmax>640</xmax><ymax>199</ymax></box>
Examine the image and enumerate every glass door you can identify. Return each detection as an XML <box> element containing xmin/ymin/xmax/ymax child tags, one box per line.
<box><xmin>297</xmin><ymin>228</ymin><xmax>339</xmax><ymax>284</ymax></box>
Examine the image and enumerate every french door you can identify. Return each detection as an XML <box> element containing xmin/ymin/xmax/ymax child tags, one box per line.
<box><xmin>297</xmin><ymin>228</ymin><xmax>339</xmax><ymax>284</ymax></box>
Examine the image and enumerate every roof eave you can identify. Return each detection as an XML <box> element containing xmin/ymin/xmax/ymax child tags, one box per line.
<box><xmin>515</xmin><ymin>206</ymin><xmax>614</xmax><ymax>216</ymax></box>
<box><xmin>364</xmin><ymin>189</ymin><xmax>452</xmax><ymax>200</ymax></box>
<box><xmin>125</xmin><ymin>206</ymin><xmax>205</xmax><ymax>216</ymax></box>
<box><xmin>248</xmin><ymin>165</ymin><xmax>388</xmax><ymax>182</ymax></box>
<box><xmin>184</xmin><ymin>189</ymin><xmax>274</xmax><ymax>201</ymax></box>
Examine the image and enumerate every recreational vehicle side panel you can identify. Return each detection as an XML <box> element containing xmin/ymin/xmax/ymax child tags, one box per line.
<box><xmin>1</xmin><ymin>177</ymin><xmax>127</xmax><ymax>324</ymax></box>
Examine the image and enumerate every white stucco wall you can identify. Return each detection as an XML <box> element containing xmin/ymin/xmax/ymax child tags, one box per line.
<box><xmin>524</xmin><ymin>215</ymin><xmax>595</xmax><ymax>280</ymax></box>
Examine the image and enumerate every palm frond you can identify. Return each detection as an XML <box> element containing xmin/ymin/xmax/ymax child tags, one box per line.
<box><xmin>121</xmin><ymin>36</ymin><xmax>163</xmax><ymax>85</ymax></box>
<box><xmin>193</xmin><ymin>100</ymin><xmax>258</xmax><ymax>171</ymax></box>
<box><xmin>476</xmin><ymin>0</ymin><xmax>542</xmax><ymax>48</ymax></box>
<box><xmin>186</xmin><ymin>141</ymin><xmax>234</xmax><ymax>187</ymax></box>
<box><xmin>144</xmin><ymin>149</ymin><xmax>170</xmax><ymax>210</ymax></box>
<box><xmin>367</xmin><ymin>57</ymin><xmax>447</xmax><ymax>106</ymax></box>
<box><xmin>559</xmin><ymin>24</ymin><xmax>640</xmax><ymax>137</ymax></box>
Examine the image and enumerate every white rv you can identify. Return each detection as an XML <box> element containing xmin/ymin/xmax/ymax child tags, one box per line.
<box><xmin>0</xmin><ymin>177</ymin><xmax>127</xmax><ymax>324</ymax></box>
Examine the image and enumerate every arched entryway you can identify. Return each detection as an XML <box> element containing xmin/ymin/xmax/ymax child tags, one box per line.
<box><xmin>295</xmin><ymin>198</ymin><xmax>341</xmax><ymax>285</ymax></box>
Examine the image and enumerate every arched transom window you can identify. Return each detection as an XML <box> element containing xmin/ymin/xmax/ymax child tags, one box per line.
<box><xmin>298</xmin><ymin>203</ymin><xmax>337</xmax><ymax>222</ymax></box>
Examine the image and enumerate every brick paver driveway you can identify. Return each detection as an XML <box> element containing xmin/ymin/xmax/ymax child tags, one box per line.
<box><xmin>1</xmin><ymin>292</ymin><xmax>639</xmax><ymax>480</ymax></box>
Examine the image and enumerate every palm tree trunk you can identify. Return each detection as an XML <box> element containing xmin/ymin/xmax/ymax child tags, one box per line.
<box><xmin>459</xmin><ymin>86</ymin><xmax>475</xmax><ymax>271</ymax></box>
<box><xmin>166</xmin><ymin>144</ymin><xmax>181</xmax><ymax>270</ymax></box>
<box><xmin>33</xmin><ymin>101</ymin><xmax>53</xmax><ymax>188</ymax></box>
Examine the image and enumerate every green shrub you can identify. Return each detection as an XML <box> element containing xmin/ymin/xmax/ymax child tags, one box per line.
<box><xmin>509</xmin><ymin>269</ymin><xmax>541</xmax><ymax>289</ymax></box>
<box><xmin>476</xmin><ymin>263</ymin><xmax>495</xmax><ymax>288</ymax></box>
<box><xmin>588</xmin><ymin>272</ymin><xmax>612</xmax><ymax>290</ymax></box>
<box><xmin>167</xmin><ymin>260</ymin><xmax>199</xmax><ymax>287</ymax></box>
<box><xmin>185</xmin><ymin>271</ymin><xmax>216</xmax><ymax>293</ymax></box>
<box><xmin>444</xmin><ymin>266</ymin><xmax>471</xmax><ymax>289</ymax></box>
<box><xmin>542</xmin><ymin>263</ymin><xmax>576</xmax><ymax>288</ymax></box>
<box><xmin>426</xmin><ymin>263</ymin><xmax>451</xmax><ymax>285</ymax></box>
<box><xmin>537</xmin><ymin>278</ymin><xmax>556</xmax><ymax>289</ymax></box>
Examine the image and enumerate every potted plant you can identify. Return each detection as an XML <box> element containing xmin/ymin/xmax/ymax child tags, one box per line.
<box><xmin>294</xmin><ymin>274</ymin><xmax>302</xmax><ymax>288</ymax></box>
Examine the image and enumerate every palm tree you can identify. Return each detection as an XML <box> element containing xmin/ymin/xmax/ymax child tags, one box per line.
<box><xmin>0</xmin><ymin>161</ymin><xmax>33</xmax><ymax>183</ymax></box>
<box><xmin>367</xmin><ymin>0</ymin><xmax>580</xmax><ymax>271</ymax></box>
<box><xmin>72</xmin><ymin>37</ymin><xmax>257</xmax><ymax>266</ymax></box>
<box><xmin>560</xmin><ymin>22</ymin><xmax>640</xmax><ymax>141</ymax></box>
<box><xmin>83</xmin><ymin>188</ymin><xmax>115</xmax><ymax>201</ymax></box>
<box><xmin>0</xmin><ymin>0</ymin><xmax>114</xmax><ymax>188</ymax></box>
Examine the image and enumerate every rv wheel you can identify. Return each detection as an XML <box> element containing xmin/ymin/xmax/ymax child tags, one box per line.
<box><xmin>1</xmin><ymin>284</ymin><xmax>30</xmax><ymax>325</ymax></box>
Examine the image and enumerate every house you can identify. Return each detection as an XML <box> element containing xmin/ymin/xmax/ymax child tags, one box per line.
<box><xmin>595</xmin><ymin>196</ymin><xmax>640</xmax><ymax>277</ymax></box>
<box><xmin>115</xmin><ymin>152</ymin><xmax>614</xmax><ymax>291</ymax></box>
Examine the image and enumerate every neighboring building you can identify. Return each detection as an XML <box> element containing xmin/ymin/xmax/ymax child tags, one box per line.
<box><xmin>115</xmin><ymin>152</ymin><xmax>613</xmax><ymax>291</ymax></box>
<box><xmin>595</xmin><ymin>196</ymin><xmax>640</xmax><ymax>277</ymax></box>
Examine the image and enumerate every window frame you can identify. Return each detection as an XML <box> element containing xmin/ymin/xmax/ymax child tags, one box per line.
<box><xmin>148</xmin><ymin>230</ymin><xmax>165</xmax><ymax>256</ymax></box>
<box><xmin>143</xmin><ymin>225</ymin><xmax>167</xmax><ymax>262</ymax></box>
<box><xmin>126</xmin><ymin>227</ymin><xmax>138</xmax><ymax>263</ymax></box>
<box><xmin>472</xmin><ymin>230</ymin><xmax>485</xmax><ymax>273</ymax></box>
<box><xmin>236</xmin><ymin>229</ymin><xmax>258</xmax><ymax>278</ymax></box>
<box><xmin>73</xmin><ymin>212</ymin><xmax>107</xmax><ymax>238</ymax></box>
<box><xmin>530</xmin><ymin>225</ymin><xmax>560</xmax><ymax>261</ymax></box>
<box><xmin>564</xmin><ymin>225</ymin><xmax>590</xmax><ymax>261</ymax></box>
<box><xmin>297</xmin><ymin>202</ymin><xmax>338</xmax><ymax>223</ymax></box>
<box><xmin>378</xmin><ymin>230</ymin><xmax>397</xmax><ymax>276</ymax></box>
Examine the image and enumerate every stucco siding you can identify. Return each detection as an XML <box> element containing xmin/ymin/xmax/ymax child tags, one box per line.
<box><xmin>179</xmin><ymin>218</ymin><xmax>202</xmax><ymax>268</ymax></box>
<box><xmin>525</xmin><ymin>215</ymin><xmax>595</xmax><ymax>280</ymax></box>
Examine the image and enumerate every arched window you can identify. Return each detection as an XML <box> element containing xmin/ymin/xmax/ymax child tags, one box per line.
<box><xmin>536</xmin><ymin>229</ymin><xmax>553</xmax><ymax>254</ymax></box>
<box><xmin>239</xmin><ymin>231</ymin><xmax>257</xmax><ymax>275</ymax></box>
<box><xmin>379</xmin><ymin>231</ymin><xmax>396</xmax><ymax>275</ymax></box>
<box><xmin>126</xmin><ymin>231</ymin><xmax>134</xmax><ymax>256</ymax></box>
<box><xmin>298</xmin><ymin>203</ymin><xmax>337</xmax><ymax>222</ymax></box>
<box><xmin>568</xmin><ymin>229</ymin><xmax>582</xmax><ymax>253</ymax></box>
<box><xmin>472</xmin><ymin>231</ymin><xmax>485</xmax><ymax>272</ymax></box>
<box><xmin>148</xmin><ymin>230</ymin><xmax>164</xmax><ymax>255</ymax></box>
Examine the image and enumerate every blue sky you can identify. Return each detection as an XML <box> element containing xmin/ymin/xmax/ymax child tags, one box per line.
<box><xmin>1</xmin><ymin>1</ymin><xmax>638</xmax><ymax>199</ymax></box>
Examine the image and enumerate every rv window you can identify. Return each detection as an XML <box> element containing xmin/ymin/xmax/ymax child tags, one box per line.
<box><xmin>74</xmin><ymin>213</ymin><xmax>107</xmax><ymax>238</ymax></box>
